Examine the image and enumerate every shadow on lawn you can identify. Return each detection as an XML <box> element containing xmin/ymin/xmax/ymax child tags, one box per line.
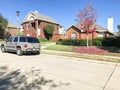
<box><xmin>0</xmin><ymin>66</ymin><xmax>70</xmax><ymax>90</ymax></box>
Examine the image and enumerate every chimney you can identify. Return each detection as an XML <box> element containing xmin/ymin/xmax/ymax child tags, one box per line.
<box><xmin>107</xmin><ymin>17</ymin><xmax>113</xmax><ymax>33</ymax></box>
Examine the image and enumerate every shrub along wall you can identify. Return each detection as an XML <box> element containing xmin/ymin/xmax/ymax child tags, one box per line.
<box><xmin>56</xmin><ymin>37</ymin><xmax>120</xmax><ymax>47</ymax></box>
<box><xmin>102</xmin><ymin>37</ymin><xmax>120</xmax><ymax>47</ymax></box>
<box><xmin>56</xmin><ymin>39</ymin><xmax>92</xmax><ymax>46</ymax></box>
<box><xmin>93</xmin><ymin>37</ymin><xmax>103</xmax><ymax>46</ymax></box>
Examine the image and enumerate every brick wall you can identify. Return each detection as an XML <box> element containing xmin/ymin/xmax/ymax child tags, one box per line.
<box><xmin>65</xmin><ymin>26</ymin><xmax>98</xmax><ymax>39</ymax></box>
<box><xmin>5</xmin><ymin>27</ymin><xmax>19</xmax><ymax>36</ymax></box>
<box><xmin>23</xmin><ymin>20</ymin><xmax>60</xmax><ymax>39</ymax></box>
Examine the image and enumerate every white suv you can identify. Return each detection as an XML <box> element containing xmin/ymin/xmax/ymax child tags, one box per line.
<box><xmin>1</xmin><ymin>36</ymin><xmax>40</xmax><ymax>55</ymax></box>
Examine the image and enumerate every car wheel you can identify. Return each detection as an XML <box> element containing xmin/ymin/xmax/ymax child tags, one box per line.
<box><xmin>1</xmin><ymin>46</ymin><xmax>6</xmax><ymax>53</ymax></box>
<box><xmin>17</xmin><ymin>49</ymin><xmax>23</xmax><ymax>56</ymax></box>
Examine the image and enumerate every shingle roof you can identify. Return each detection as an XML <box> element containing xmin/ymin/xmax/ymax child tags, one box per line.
<box><xmin>23</xmin><ymin>11</ymin><xmax>59</xmax><ymax>25</ymax></box>
<box><xmin>94</xmin><ymin>24</ymin><xmax>107</xmax><ymax>31</ymax></box>
<box><xmin>66</xmin><ymin>23</ymin><xmax>108</xmax><ymax>32</ymax></box>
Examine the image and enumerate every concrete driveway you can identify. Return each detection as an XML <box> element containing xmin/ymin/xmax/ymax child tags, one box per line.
<box><xmin>0</xmin><ymin>51</ymin><xmax>120</xmax><ymax>90</ymax></box>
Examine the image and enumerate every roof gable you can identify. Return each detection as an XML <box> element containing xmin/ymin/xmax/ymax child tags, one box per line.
<box><xmin>66</xmin><ymin>24</ymin><xmax>84</xmax><ymax>32</ymax></box>
<box><xmin>95</xmin><ymin>24</ymin><xmax>107</xmax><ymax>31</ymax></box>
<box><xmin>65</xmin><ymin>23</ymin><xmax>114</xmax><ymax>35</ymax></box>
<box><xmin>22</xmin><ymin>11</ymin><xmax>59</xmax><ymax>25</ymax></box>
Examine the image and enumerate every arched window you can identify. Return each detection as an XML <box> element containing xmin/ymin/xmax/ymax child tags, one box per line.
<box><xmin>71</xmin><ymin>32</ymin><xmax>76</xmax><ymax>39</ymax></box>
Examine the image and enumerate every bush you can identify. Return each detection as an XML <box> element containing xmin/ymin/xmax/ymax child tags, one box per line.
<box><xmin>93</xmin><ymin>37</ymin><xmax>103</xmax><ymax>46</ymax></box>
<box><xmin>56</xmin><ymin>39</ymin><xmax>92</xmax><ymax>46</ymax></box>
<box><xmin>102</xmin><ymin>36</ymin><xmax>120</xmax><ymax>47</ymax></box>
<box><xmin>56</xmin><ymin>37</ymin><xmax>120</xmax><ymax>47</ymax></box>
<box><xmin>72</xmin><ymin>46</ymin><xmax>108</xmax><ymax>55</ymax></box>
<box><xmin>102</xmin><ymin>37</ymin><xmax>115</xmax><ymax>47</ymax></box>
<box><xmin>115</xmin><ymin>36</ymin><xmax>120</xmax><ymax>47</ymax></box>
<box><xmin>44</xmin><ymin>24</ymin><xmax>54</xmax><ymax>40</ymax></box>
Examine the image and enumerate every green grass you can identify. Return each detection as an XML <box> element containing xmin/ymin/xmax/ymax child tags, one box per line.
<box><xmin>45</xmin><ymin>45</ymin><xmax>120</xmax><ymax>57</ymax></box>
<box><xmin>42</xmin><ymin>44</ymin><xmax>120</xmax><ymax>62</ymax></box>
<box><xmin>42</xmin><ymin>50</ymin><xmax>120</xmax><ymax>63</ymax></box>
<box><xmin>40</xmin><ymin>41</ymin><xmax>53</xmax><ymax>46</ymax></box>
<box><xmin>45</xmin><ymin>45</ymin><xmax>73</xmax><ymax>52</ymax></box>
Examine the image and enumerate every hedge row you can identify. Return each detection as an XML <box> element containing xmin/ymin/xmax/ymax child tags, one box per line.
<box><xmin>56</xmin><ymin>37</ymin><xmax>120</xmax><ymax>47</ymax></box>
<box><xmin>56</xmin><ymin>39</ymin><xmax>92</xmax><ymax>46</ymax></box>
<box><xmin>102</xmin><ymin>37</ymin><xmax>120</xmax><ymax>47</ymax></box>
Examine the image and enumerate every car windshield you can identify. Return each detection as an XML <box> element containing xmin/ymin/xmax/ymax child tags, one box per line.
<box><xmin>27</xmin><ymin>37</ymin><xmax>39</xmax><ymax>43</ymax></box>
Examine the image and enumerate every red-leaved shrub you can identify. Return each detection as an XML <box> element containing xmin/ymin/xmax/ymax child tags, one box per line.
<box><xmin>73</xmin><ymin>46</ymin><xmax>108</xmax><ymax>55</ymax></box>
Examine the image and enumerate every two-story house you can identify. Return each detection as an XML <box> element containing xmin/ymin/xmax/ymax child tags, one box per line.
<box><xmin>22</xmin><ymin>11</ymin><xmax>63</xmax><ymax>41</ymax></box>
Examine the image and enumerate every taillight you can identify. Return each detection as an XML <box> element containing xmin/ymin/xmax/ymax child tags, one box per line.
<box><xmin>24</xmin><ymin>44</ymin><xmax>28</xmax><ymax>48</ymax></box>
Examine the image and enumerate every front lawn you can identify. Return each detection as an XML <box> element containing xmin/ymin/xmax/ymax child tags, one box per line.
<box><xmin>45</xmin><ymin>45</ymin><xmax>120</xmax><ymax>56</ymax></box>
<box><xmin>45</xmin><ymin>45</ymin><xmax>73</xmax><ymax>52</ymax></box>
<box><xmin>43</xmin><ymin>45</ymin><xmax>120</xmax><ymax>62</ymax></box>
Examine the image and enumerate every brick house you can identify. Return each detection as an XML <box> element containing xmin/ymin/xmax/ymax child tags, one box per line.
<box><xmin>0</xmin><ymin>21</ymin><xmax>20</xmax><ymax>39</ymax></box>
<box><xmin>5</xmin><ymin>21</ymin><xmax>20</xmax><ymax>36</ymax></box>
<box><xmin>65</xmin><ymin>24</ymin><xmax>113</xmax><ymax>40</ymax></box>
<box><xmin>22</xmin><ymin>11</ymin><xmax>63</xmax><ymax>41</ymax></box>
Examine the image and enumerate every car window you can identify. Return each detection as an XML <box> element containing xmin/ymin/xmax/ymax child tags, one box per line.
<box><xmin>27</xmin><ymin>37</ymin><xmax>39</xmax><ymax>43</ymax></box>
<box><xmin>20</xmin><ymin>37</ymin><xmax>26</xmax><ymax>42</ymax></box>
<box><xmin>13</xmin><ymin>37</ymin><xmax>18</xmax><ymax>42</ymax></box>
<box><xmin>7</xmin><ymin>37</ymin><xmax>13</xmax><ymax>42</ymax></box>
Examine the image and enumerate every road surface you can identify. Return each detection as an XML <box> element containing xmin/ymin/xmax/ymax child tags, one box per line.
<box><xmin>0</xmin><ymin>51</ymin><xmax>119</xmax><ymax>90</ymax></box>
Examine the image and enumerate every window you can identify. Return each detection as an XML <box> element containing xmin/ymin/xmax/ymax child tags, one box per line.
<box><xmin>71</xmin><ymin>33</ymin><xmax>76</xmax><ymax>39</ymax></box>
<box><xmin>20</xmin><ymin>37</ymin><xmax>26</xmax><ymax>42</ymax></box>
<box><xmin>27</xmin><ymin>37</ymin><xmax>39</xmax><ymax>43</ymax></box>
<box><xmin>7</xmin><ymin>37</ymin><xmax>13</xmax><ymax>42</ymax></box>
<box><xmin>13</xmin><ymin>37</ymin><xmax>18</xmax><ymax>42</ymax></box>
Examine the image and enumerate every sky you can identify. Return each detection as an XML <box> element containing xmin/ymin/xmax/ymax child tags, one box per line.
<box><xmin>0</xmin><ymin>0</ymin><xmax>120</xmax><ymax>32</ymax></box>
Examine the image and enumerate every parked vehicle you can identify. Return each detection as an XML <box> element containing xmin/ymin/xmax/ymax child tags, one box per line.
<box><xmin>1</xmin><ymin>36</ymin><xmax>40</xmax><ymax>56</ymax></box>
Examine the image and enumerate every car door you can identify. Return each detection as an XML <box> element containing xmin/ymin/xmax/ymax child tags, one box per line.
<box><xmin>11</xmin><ymin>37</ymin><xmax>18</xmax><ymax>51</ymax></box>
<box><xmin>6</xmin><ymin>37</ymin><xmax>14</xmax><ymax>51</ymax></box>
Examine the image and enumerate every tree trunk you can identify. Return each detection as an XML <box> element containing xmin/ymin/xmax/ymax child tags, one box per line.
<box><xmin>87</xmin><ymin>32</ymin><xmax>89</xmax><ymax>47</ymax></box>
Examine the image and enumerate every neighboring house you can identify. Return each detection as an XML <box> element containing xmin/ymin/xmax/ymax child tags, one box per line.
<box><xmin>65</xmin><ymin>24</ymin><xmax>114</xmax><ymax>40</ymax></box>
<box><xmin>22</xmin><ymin>11</ymin><xmax>63</xmax><ymax>41</ymax></box>
<box><xmin>5</xmin><ymin>21</ymin><xmax>20</xmax><ymax>36</ymax></box>
<box><xmin>0</xmin><ymin>21</ymin><xmax>20</xmax><ymax>39</ymax></box>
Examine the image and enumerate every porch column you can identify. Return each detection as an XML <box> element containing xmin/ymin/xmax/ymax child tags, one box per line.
<box><xmin>29</xmin><ymin>21</ymin><xmax>31</xmax><ymax>36</ymax></box>
<box><xmin>35</xmin><ymin>20</ymin><xmax>38</xmax><ymax>38</ymax></box>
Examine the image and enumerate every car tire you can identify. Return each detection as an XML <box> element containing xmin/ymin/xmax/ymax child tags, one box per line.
<box><xmin>17</xmin><ymin>49</ymin><xmax>23</xmax><ymax>56</ymax></box>
<box><xmin>1</xmin><ymin>46</ymin><xmax>6</xmax><ymax>53</ymax></box>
